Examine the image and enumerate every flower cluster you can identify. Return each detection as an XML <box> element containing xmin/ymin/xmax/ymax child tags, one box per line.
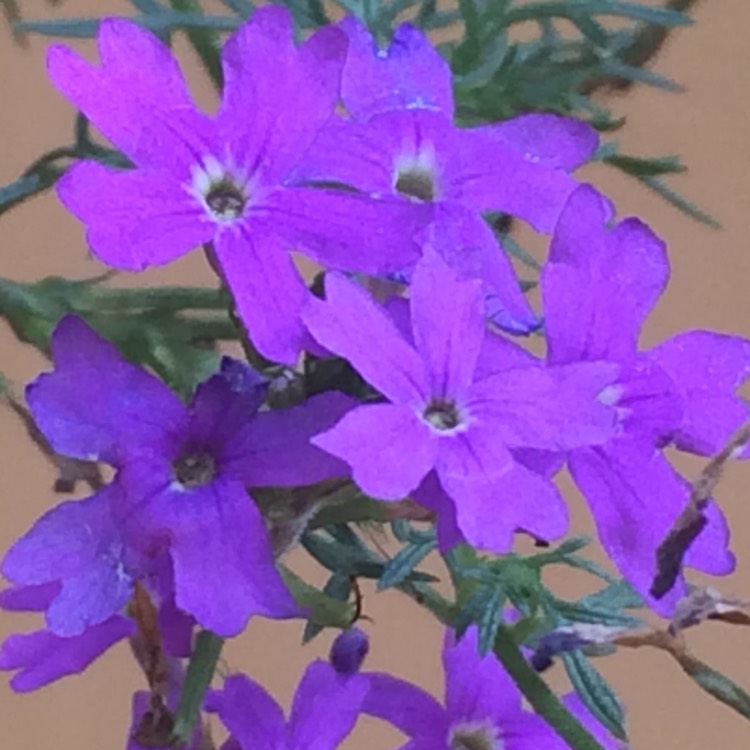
<box><xmin>2</xmin><ymin>5</ymin><xmax>749</xmax><ymax>749</ymax></box>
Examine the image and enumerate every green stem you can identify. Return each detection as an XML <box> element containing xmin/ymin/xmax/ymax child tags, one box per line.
<box><xmin>172</xmin><ymin>630</ymin><xmax>223</xmax><ymax>746</ymax></box>
<box><xmin>493</xmin><ymin>625</ymin><xmax>606</xmax><ymax>750</ymax></box>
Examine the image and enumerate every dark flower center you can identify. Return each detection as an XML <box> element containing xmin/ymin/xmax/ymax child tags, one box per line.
<box><xmin>423</xmin><ymin>399</ymin><xmax>462</xmax><ymax>431</ymax></box>
<box><xmin>173</xmin><ymin>450</ymin><xmax>217</xmax><ymax>489</ymax></box>
<box><xmin>395</xmin><ymin>167</ymin><xmax>436</xmax><ymax>202</ymax></box>
<box><xmin>449</xmin><ymin>725</ymin><xmax>501</xmax><ymax>750</ymax></box>
<box><xmin>205</xmin><ymin>179</ymin><xmax>246</xmax><ymax>220</ymax></box>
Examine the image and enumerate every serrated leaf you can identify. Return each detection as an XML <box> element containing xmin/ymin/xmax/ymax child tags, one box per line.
<box><xmin>378</xmin><ymin>537</ymin><xmax>436</xmax><ymax>591</ymax></box>
<box><xmin>563</xmin><ymin>650</ymin><xmax>628</xmax><ymax>742</ymax></box>
<box><xmin>477</xmin><ymin>585</ymin><xmax>507</xmax><ymax>655</ymax></box>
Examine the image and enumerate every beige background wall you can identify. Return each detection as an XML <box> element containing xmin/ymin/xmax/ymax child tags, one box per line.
<box><xmin>2</xmin><ymin>1</ymin><xmax>750</xmax><ymax>747</ymax></box>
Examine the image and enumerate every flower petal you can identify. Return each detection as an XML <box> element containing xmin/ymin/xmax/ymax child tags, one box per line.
<box><xmin>288</xmin><ymin>662</ymin><xmax>369</xmax><ymax>750</ymax></box>
<box><xmin>214</xmin><ymin>227</ymin><xmax>314</xmax><ymax>366</ymax></box>
<box><xmin>441</xmin><ymin>127</ymin><xmax>578</xmax><ymax>234</ymax></box>
<box><xmin>47</xmin><ymin>19</ymin><xmax>214</xmax><ymax>170</ymax></box>
<box><xmin>339</xmin><ymin>17</ymin><xmax>453</xmax><ymax>119</ymax></box>
<box><xmin>223</xmin><ymin>391</ymin><xmax>356</xmax><ymax>486</ymax></box>
<box><xmin>410</xmin><ymin>248</ymin><xmax>484</xmax><ymax>399</ymax></box>
<box><xmin>210</xmin><ymin>673</ymin><xmax>286</xmax><ymax>750</ymax></box>
<box><xmin>569</xmin><ymin>440</ymin><xmax>735</xmax><ymax>615</ymax></box>
<box><xmin>647</xmin><ymin>331</ymin><xmax>750</xmax><ymax>455</ymax></box>
<box><xmin>466</xmin><ymin>361</ymin><xmax>618</xmax><ymax>451</ymax></box>
<box><xmin>362</xmin><ymin>672</ymin><xmax>447</xmax><ymax>740</ymax></box>
<box><xmin>542</xmin><ymin>185</ymin><xmax>669</xmax><ymax>365</ymax></box>
<box><xmin>474</xmin><ymin>114</ymin><xmax>598</xmax><ymax>171</ymax></box>
<box><xmin>302</xmin><ymin>273</ymin><xmax>428</xmax><ymax>405</ymax></box>
<box><xmin>26</xmin><ymin>315</ymin><xmax>188</xmax><ymax>463</ymax></box>
<box><xmin>188</xmin><ymin>357</ymin><xmax>268</xmax><ymax>447</ymax></box>
<box><xmin>156</xmin><ymin>481</ymin><xmax>298</xmax><ymax>636</ymax></box>
<box><xmin>444</xmin><ymin>627</ymin><xmax>522</xmax><ymax>723</ymax></box>
<box><xmin>58</xmin><ymin>161</ymin><xmax>212</xmax><ymax>271</ymax></box>
<box><xmin>260</xmin><ymin>186</ymin><xmax>429</xmax><ymax>274</ymax></box>
<box><xmin>220</xmin><ymin>7</ymin><xmax>346</xmax><ymax>182</ymax></box>
<box><xmin>312</xmin><ymin>404</ymin><xmax>436</xmax><ymax>500</ymax></box>
<box><xmin>439</xmin><ymin>461</ymin><xmax>568</xmax><ymax>553</ymax></box>
<box><xmin>2</xmin><ymin>485</ymin><xmax>135</xmax><ymax>636</ymax></box>
<box><xmin>429</xmin><ymin>204</ymin><xmax>539</xmax><ymax>334</ymax></box>
<box><xmin>0</xmin><ymin>616</ymin><xmax>133</xmax><ymax>693</ymax></box>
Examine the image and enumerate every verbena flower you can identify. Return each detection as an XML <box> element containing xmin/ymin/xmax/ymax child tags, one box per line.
<box><xmin>3</xmin><ymin>316</ymin><xmax>355</xmax><ymax>636</ymax></box>
<box><xmin>0</xmin><ymin>583</ymin><xmax>134</xmax><ymax>692</ymax></box>
<box><xmin>362</xmin><ymin>626</ymin><xmax>618</xmax><ymax>749</ymax></box>
<box><xmin>48</xmin><ymin>7</ymin><xmax>431</xmax><ymax>364</ymax></box>
<box><xmin>206</xmin><ymin>660</ymin><xmax>368</xmax><ymax>749</ymax></box>
<box><xmin>541</xmin><ymin>185</ymin><xmax>747</xmax><ymax>612</ymax></box>
<box><xmin>303</xmin><ymin>250</ymin><xmax>618</xmax><ymax>551</ymax></box>
<box><xmin>293</xmin><ymin>17</ymin><xmax>598</xmax><ymax>333</ymax></box>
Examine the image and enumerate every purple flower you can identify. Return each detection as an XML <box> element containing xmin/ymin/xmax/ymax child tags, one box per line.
<box><xmin>302</xmin><ymin>250</ymin><xmax>618</xmax><ymax>552</ymax></box>
<box><xmin>0</xmin><ymin>584</ymin><xmax>134</xmax><ymax>692</ymax></box>
<box><xmin>362</xmin><ymin>626</ymin><xmax>619</xmax><ymax>750</ymax></box>
<box><xmin>206</xmin><ymin>660</ymin><xmax>369</xmax><ymax>750</ymax></box>
<box><xmin>48</xmin><ymin>7</ymin><xmax>430</xmax><ymax>364</ymax></box>
<box><xmin>5</xmin><ymin>316</ymin><xmax>356</xmax><ymax>637</ymax></box>
<box><xmin>293</xmin><ymin>17</ymin><xmax>598</xmax><ymax>333</ymax></box>
<box><xmin>541</xmin><ymin>185</ymin><xmax>746</xmax><ymax>612</ymax></box>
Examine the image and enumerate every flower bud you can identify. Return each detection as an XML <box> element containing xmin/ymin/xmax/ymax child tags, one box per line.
<box><xmin>329</xmin><ymin>627</ymin><xmax>369</xmax><ymax>675</ymax></box>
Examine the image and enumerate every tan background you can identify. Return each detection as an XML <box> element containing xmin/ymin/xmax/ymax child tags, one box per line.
<box><xmin>2</xmin><ymin>1</ymin><xmax>750</xmax><ymax>747</ymax></box>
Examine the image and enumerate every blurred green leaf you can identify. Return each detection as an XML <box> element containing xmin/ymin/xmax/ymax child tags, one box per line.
<box><xmin>303</xmin><ymin>572</ymin><xmax>352</xmax><ymax>642</ymax></box>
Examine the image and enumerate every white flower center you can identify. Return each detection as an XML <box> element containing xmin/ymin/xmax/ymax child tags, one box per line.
<box><xmin>394</xmin><ymin>145</ymin><xmax>439</xmax><ymax>202</ymax></box>
<box><xmin>189</xmin><ymin>156</ymin><xmax>252</xmax><ymax>224</ymax></box>
<box><xmin>448</xmin><ymin>720</ymin><xmax>503</xmax><ymax>750</ymax></box>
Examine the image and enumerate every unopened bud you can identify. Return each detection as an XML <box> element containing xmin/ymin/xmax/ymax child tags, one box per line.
<box><xmin>329</xmin><ymin>627</ymin><xmax>369</xmax><ymax>675</ymax></box>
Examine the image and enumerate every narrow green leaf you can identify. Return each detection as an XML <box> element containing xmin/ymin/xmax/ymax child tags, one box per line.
<box><xmin>477</xmin><ymin>586</ymin><xmax>507</xmax><ymax>656</ymax></box>
<box><xmin>378</xmin><ymin>538</ymin><xmax>437</xmax><ymax>591</ymax></box>
<box><xmin>687</xmin><ymin>660</ymin><xmax>750</xmax><ymax>721</ymax></box>
<box><xmin>562</xmin><ymin>650</ymin><xmax>628</xmax><ymax>741</ymax></box>
<box><xmin>218</xmin><ymin>0</ymin><xmax>253</xmax><ymax>15</ymax></box>
<box><xmin>168</xmin><ymin>0</ymin><xmax>223</xmax><ymax>88</ymax></box>
<box><xmin>171</xmin><ymin>630</ymin><xmax>223</xmax><ymax>746</ymax></box>
<box><xmin>604</xmin><ymin>153</ymin><xmax>685</xmax><ymax>177</ymax></box>
<box><xmin>640</xmin><ymin>176</ymin><xmax>722</xmax><ymax>229</ymax></box>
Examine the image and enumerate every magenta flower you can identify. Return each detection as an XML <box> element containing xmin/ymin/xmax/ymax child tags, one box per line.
<box><xmin>4</xmin><ymin>316</ymin><xmax>356</xmax><ymax>637</ymax></box>
<box><xmin>293</xmin><ymin>17</ymin><xmax>598</xmax><ymax>333</ymax></box>
<box><xmin>541</xmin><ymin>185</ymin><xmax>746</xmax><ymax>612</ymax></box>
<box><xmin>303</xmin><ymin>250</ymin><xmax>618</xmax><ymax>551</ymax></box>
<box><xmin>206</xmin><ymin>661</ymin><xmax>368</xmax><ymax>750</ymax></box>
<box><xmin>48</xmin><ymin>7</ymin><xmax>430</xmax><ymax>364</ymax></box>
<box><xmin>362</xmin><ymin>626</ymin><xmax>619</xmax><ymax>750</ymax></box>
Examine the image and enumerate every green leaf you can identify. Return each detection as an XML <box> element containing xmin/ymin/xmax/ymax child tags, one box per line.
<box><xmin>687</xmin><ymin>660</ymin><xmax>750</xmax><ymax>721</ymax></box>
<box><xmin>171</xmin><ymin>630</ymin><xmax>223</xmax><ymax>746</ymax></box>
<box><xmin>604</xmin><ymin>153</ymin><xmax>685</xmax><ymax>176</ymax></box>
<box><xmin>378</xmin><ymin>537</ymin><xmax>437</xmax><ymax>590</ymax></box>
<box><xmin>303</xmin><ymin>572</ymin><xmax>352</xmax><ymax>643</ymax></box>
<box><xmin>640</xmin><ymin>175</ymin><xmax>722</xmax><ymax>229</ymax></box>
<box><xmin>579</xmin><ymin>579</ymin><xmax>644</xmax><ymax>612</ymax></box>
<box><xmin>280</xmin><ymin>566</ymin><xmax>355</xmax><ymax>628</ymax></box>
<box><xmin>218</xmin><ymin>0</ymin><xmax>253</xmax><ymax>15</ymax></box>
<box><xmin>168</xmin><ymin>0</ymin><xmax>223</xmax><ymax>87</ymax></box>
<box><xmin>477</xmin><ymin>585</ymin><xmax>507</xmax><ymax>656</ymax></box>
<box><xmin>562</xmin><ymin>650</ymin><xmax>628</xmax><ymax>741</ymax></box>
